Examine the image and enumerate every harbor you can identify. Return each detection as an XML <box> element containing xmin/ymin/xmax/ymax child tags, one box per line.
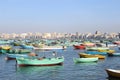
<box><xmin>0</xmin><ymin>39</ymin><xmax>120</xmax><ymax>80</ymax></box>
<box><xmin>1</xmin><ymin>0</ymin><xmax>120</xmax><ymax>79</ymax></box>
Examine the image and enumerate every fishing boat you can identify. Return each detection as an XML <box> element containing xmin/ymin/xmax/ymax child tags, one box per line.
<box><xmin>97</xmin><ymin>49</ymin><xmax>115</xmax><ymax>53</ymax></box>
<box><xmin>95</xmin><ymin>43</ymin><xmax>117</xmax><ymax>48</ymax></box>
<box><xmin>39</xmin><ymin>47</ymin><xmax>64</xmax><ymax>50</ymax></box>
<box><xmin>86</xmin><ymin>47</ymin><xmax>109</xmax><ymax>51</ymax></box>
<box><xmin>20</xmin><ymin>44</ymin><xmax>34</xmax><ymax>49</ymax></box>
<box><xmin>8</xmin><ymin>49</ymin><xmax>31</xmax><ymax>54</ymax></box>
<box><xmin>0</xmin><ymin>49</ymin><xmax>8</xmax><ymax>53</ymax></box>
<box><xmin>113</xmin><ymin>41</ymin><xmax>120</xmax><ymax>45</ymax></box>
<box><xmin>83</xmin><ymin>42</ymin><xmax>95</xmax><ymax>47</ymax></box>
<box><xmin>5</xmin><ymin>53</ymin><xmax>29</xmax><ymax>60</ymax></box>
<box><xmin>16</xmin><ymin>56</ymin><xmax>64</xmax><ymax>66</ymax></box>
<box><xmin>107</xmin><ymin>53</ymin><xmax>120</xmax><ymax>56</ymax></box>
<box><xmin>85</xmin><ymin>51</ymin><xmax>107</xmax><ymax>55</ymax></box>
<box><xmin>1</xmin><ymin>45</ymin><xmax>11</xmax><ymax>50</ymax></box>
<box><xmin>5</xmin><ymin>52</ymin><xmax>38</xmax><ymax>60</ymax></box>
<box><xmin>38</xmin><ymin>46</ymin><xmax>66</xmax><ymax>50</ymax></box>
<box><xmin>73</xmin><ymin>57</ymin><xmax>98</xmax><ymax>63</ymax></box>
<box><xmin>79</xmin><ymin>53</ymin><xmax>105</xmax><ymax>59</ymax></box>
<box><xmin>0</xmin><ymin>45</ymin><xmax>12</xmax><ymax>53</ymax></box>
<box><xmin>106</xmin><ymin>69</ymin><xmax>120</xmax><ymax>78</ymax></box>
<box><xmin>73</xmin><ymin>44</ymin><xmax>86</xmax><ymax>50</ymax></box>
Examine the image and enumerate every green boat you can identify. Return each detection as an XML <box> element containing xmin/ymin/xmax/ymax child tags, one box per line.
<box><xmin>86</xmin><ymin>47</ymin><xmax>109</xmax><ymax>51</ymax></box>
<box><xmin>0</xmin><ymin>49</ymin><xmax>8</xmax><ymax>53</ymax></box>
<box><xmin>8</xmin><ymin>49</ymin><xmax>31</xmax><ymax>54</ymax></box>
<box><xmin>73</xmin><ymin>57</ymin><xmax>98</xmax><ymax>63</ymax></box>
<box><xmin>16</xmin><ymin>57</ymin><xmax>64</xmax><ymax>66</ymax></box>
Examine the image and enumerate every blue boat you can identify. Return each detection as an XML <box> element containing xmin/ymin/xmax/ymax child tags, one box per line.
<box><xmin>20</xmin><ymin>44</ymin><xmax>34</xmax><ymax>49</ymax></box>
<box><xmin>5</xmin><ymin>53</ymin><xmax>29</xmax><ymax>60</ymax></box>
<box><xmin>85</xmin><ymin>51</ymin><xmax>107</xmax><ymax>55</ymax></box>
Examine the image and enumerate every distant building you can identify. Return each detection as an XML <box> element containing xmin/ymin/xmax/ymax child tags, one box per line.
<box><xmin>95</xmin><ymin>31</ymin><xmax>101</xmax><ymax>34</ymax></box>
<box><xmin>76</xmin><ymin>32</ymin><xmax>79</xmax><ymax>39</ymax></box>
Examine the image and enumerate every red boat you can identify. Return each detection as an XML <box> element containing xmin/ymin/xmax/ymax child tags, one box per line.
<box><xmin>113</xmin><ymin>41</ymin><xmax>120</xmax><ymax>45</ymax></box>
<box><xmin>73</xmin><ymin>44</ymin><xmax>86</xmax><ymax>50</ymax></box>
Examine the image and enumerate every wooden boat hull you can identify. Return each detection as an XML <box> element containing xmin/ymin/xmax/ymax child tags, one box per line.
<box><xmin>73</xmin><ymin>45</ymin><xmax>86</xmax><ymax>50</ymax></box>
<box><xmin>85</xmin><ymin>51</ymin><xmax>107</xmax><ymax>55</ymax></box>
<box><xmin>1</xmin><ymin>46</ymin><xmax>11</xmax><ymax>50</ymax></box>
<box><xmin>16</xmin><ymin>57</ymin><xmax>64</xmax><ymax>67</ymax></box>
<box><xmin>79</xmin><ymin>53</ymin><xmax>105</xmax><ymax>59</ymax></box>
<box><xmin>86</xmin><ymin>47</ymin><xmax>109</xmax><ymax>51</ymax></box>
<box><xmin>0</xmin><ymin>49</ymin><xmax>8</xmax><ymax>54</ymax></box>
<box><xmin>18</xmin><ymin>62</ymin><xmax>63</xmax><ymax>66</ymax></box>
<box><xmin>38</xmin><ymin>46</ymin><xmax>66</xmax><ymax>50</ymax></box>
<box><xmin>73</xmin><ymin>57</ymin><xmax>98</xmax><ymax>63</ymax></box>
<box><xmin>97</xmin><ymin>49</ymin><xmax>115</xmax><ymax>53</ymax></box>
<box><xmin>108</xmin><ymin>53</ymin><xmax>120</xmax><ymax>56</ymax></box>
<box><xmin>20</xmin><ymin>45</ymin><xmax>34</xmax><ymax>49</ymax></box>
<box><xmin>8</xmin><ymin>49</ymin><xmax>31</xmax><ymax>54</ymax></box>
<box><xmin>5</xmin><ymin>54</ymin><xmax>28</xmax><ymax>60</ymax></box>
<box><xmin>106</xmin><ymin>69</ymin><xmax>120</xmax><ymax>78</ymax></box>
<box><xmin>83</xmin><ymin>42</ymin><xmax>95</xmax><ymax>47</ymax></box>
<box><xmin>5</xmin><ymin>57</ymin><xmax>16</xmax><ymax>60</ymax></box>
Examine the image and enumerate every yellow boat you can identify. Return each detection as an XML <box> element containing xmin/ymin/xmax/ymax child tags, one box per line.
<box><xmin>79</xmin><ymin>53</ymin><xmax>105</xmax><ymax>59</ymax></box>
<box><xmin>1</xmin><ymin>45</ymin><xmax>11</xmax><ymax>50</ymax></box>
<box><xmin>97</xmin><ymin>49</ymin><xmax>115</xmax><ymax>53</ymax></box>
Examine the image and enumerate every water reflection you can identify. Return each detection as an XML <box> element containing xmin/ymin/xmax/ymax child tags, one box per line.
<box><xmin>16</xmin><ymin>66</ymin><xmax>63</xmax><ymax>74</ymax></box>
<box><xmin>74</xmin><ymin>62</ymin><xmax>98</xmax><ymax>66</ymax></box>
<box><xmin>14</xmin><ymin>66</ymin><xmax>64</xmax><ymax>80</ymax></box>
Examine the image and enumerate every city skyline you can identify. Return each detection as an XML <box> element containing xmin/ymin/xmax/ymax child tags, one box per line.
<box><xmin>0</xmin><ymin>0</ymin><xmax>120</xmax><ymax>33</ymax></box>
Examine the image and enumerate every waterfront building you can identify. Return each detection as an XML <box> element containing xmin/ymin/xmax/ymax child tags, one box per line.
<box><xmin>118</xmin><ymin>32</ymin><xmax>120</xmax><ymax>39</ymax></box>
<box><xmin>0</xmin><ymin>31</ymin><xmax>119</xmax><ymax>40</ymax></box>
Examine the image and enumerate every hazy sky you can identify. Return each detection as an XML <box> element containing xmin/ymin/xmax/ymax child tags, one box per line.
<box><xmin>0</xmin><ymin>0</ymin><xmax>120</xmax><ymax>33</ymax></box>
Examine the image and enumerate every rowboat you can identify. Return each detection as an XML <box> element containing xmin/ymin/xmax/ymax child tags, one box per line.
<box><xmin>83</xmin><ymin>42</ymin><xmax>95</xmax><ymax>47</ymax></box>
<box><xmin>106</xmin><ymin>69</ymin><xmax>120</xmax><ymax>78</ymax></box>
<box><xmin>113</xmin><ymin>41</ymin><xmax>120</xmax><ymax>45</ymax></box>
<box><xmin>38</xmin><ymin>46</ymin><xmax>66</xmax><ymax>50</ymax></box>
<box><xmin>73</xmin><ymin>44</ymin><xmax>86</xmax><ymax>50</ymax></box>
<box><xmin>8</xmin><ymin>49</ymin><xmax>31</xmax><ymax>54</ymax></box>
<box><xmin>1</xmin><ymin>45</ymin><xmax>11</xmax><ymax>50</ymax></box>
<box><xmin>0</xmin><ymin>49</ymin><xmax>8</xmax><ymax>54</ymax></box>
<box><xmin>108</xmin><ymin>53</ymin><xmax>120</xmax><ymax>56</ymax></box>
<box><xmin>73</xmin><ymin>57</ymin><xmax>98</xmax><ymax>63</ymax></box>
<box><xmin>86</xmin><ymin>47</ymin><xmax>109</xmax><ymax>51</ymax></box>
<box><xmin>97</xmin><ymin>49</ymin><xmax>115</xmax><ymax>53</ymax></box>
<box><xmin>20</xmin><ymin>44</ymin><xmax>34</xmax><ymax>49</ymax></box>
<box><xmin>5</xmin><ymin>53</ymin><xmax>29</xmax><ymax>60</ymax></box>
<box><xmin>85</xmin><ymin>51</ymin><xmax>107</xmax><ymax>55</ymax></box>
<box><xmin>5</xmin><ymin>52</ymin><xmax>38</xmax><ymax>60</ymax></box>
<box><xmin>16</xmin><ymin>57</ymin><xmax>64</xmax><ymax>66</ymax></box>
<box><xmin>79</xmin><ymin>53</ymin><xmax>105</xmax><ymax>59</ymax></box>
<box><xmin>0</xmin><ymin>45</ymin><xmax>12</xmax><ymax>53</ymax></box>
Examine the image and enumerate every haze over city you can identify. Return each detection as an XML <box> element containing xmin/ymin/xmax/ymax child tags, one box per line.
<box><xmin>0</xmin><ymin>0</ymin><xmax>120</xmax><ymax>33</ymax></box>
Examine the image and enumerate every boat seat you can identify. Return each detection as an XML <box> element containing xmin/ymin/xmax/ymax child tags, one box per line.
<box><xmin>38</xmin><ymin>58</ymin><xmax>44</xmax><ymax>60</ymax></box>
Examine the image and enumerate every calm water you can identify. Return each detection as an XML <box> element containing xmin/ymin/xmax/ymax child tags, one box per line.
<box><xmin>0</xmin><ymin>47</ymin><xmax>120</xmax><ymax>80</ymax></box>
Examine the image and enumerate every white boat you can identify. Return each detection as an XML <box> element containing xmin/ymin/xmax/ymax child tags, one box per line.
<box><xmin>106</xmin><ymin>69</ymin><xmax>120</xmax><ymax>78</ymax></box>
<box><xmin>37</xmin><ymin>46</ymin><xmax>66</xmax><ymax>50</ymax></box>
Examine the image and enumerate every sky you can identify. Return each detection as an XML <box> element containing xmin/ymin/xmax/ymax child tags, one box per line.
<box><xmin>0</xmin><ymin>0</ymin><xmax>120</xmax><ymax>33</ymax></box>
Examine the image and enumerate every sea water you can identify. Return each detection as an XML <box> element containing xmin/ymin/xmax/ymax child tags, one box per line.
<box><xmin>0</xmin><ymin>47</ymin><xmax>120</xmax><ymax>80</ymax></box>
